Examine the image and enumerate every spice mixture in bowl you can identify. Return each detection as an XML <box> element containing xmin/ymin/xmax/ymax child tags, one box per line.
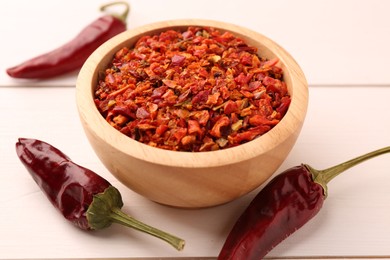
<box><xmin>94</xmin><ymin>26</ymin><xmax>290</xmax><ymax>152</ymax></box>
<box><xmin>76</xmin><ymin>20</ymin><xmax>308</xmax><ymax>208</ymax></box>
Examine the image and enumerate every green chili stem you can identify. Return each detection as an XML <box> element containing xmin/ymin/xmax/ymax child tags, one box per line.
<box><xmin>110</xmin><ymin>208</ymin><xmax>185</xmax><ymax>251</ymax></box>
<box><xmin>307</xmin><ymin>146</ymin><xmax>390</xmax><ymax>197</ymax></box>
<box><xmin>100</xmin><ymin>1</ymin><xmax>130</xmax><ymax>23</ymax></box>
<box><xmin>87</xmin><ymin>186</ymin><xmax>185</xmax><ymax>251</ymax></box>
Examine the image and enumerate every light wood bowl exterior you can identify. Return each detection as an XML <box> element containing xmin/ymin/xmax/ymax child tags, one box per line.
<box><xmin>76</xmin><ymin>19</ymin><xmax>308</xmax><ymax>208</ymax></box>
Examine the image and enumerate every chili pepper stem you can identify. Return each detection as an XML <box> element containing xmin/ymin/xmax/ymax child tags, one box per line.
<box><xmin>306</xmin><ymin>146</ymin><xmax>390</xmax><ymax>197</ymax></box>
<box><xmin>109</xmin><ymin>208</ymin><xmax>185</xmax><ymax>251</ymax></box>
<box><xmin>100</xmin><ymin>1</ymin><xmax>130</xmax><ymax>23</ymax></box>
<box><xmin>87</xmin><ymin>186</ymin><xmax>185</xmax><ymax>251</ymax></box>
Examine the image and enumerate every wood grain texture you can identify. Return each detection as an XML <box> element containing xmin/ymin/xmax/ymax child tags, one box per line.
<box><xmin>76</xmin><ymin>19</ymin><xmax>308</xmax><ymax>208</ymax></box>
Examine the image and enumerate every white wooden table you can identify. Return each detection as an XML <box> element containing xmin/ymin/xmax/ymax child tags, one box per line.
<box><xmin>1</xmin><ymin>0</ymin><xmax>390</xmax><ymax>259</ymax></box>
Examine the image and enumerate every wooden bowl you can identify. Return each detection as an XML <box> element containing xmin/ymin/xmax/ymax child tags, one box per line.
<box><xmin>76</xmin><ymin>19</ymin><xmax>308</xmax><ymax>208</ymax></box>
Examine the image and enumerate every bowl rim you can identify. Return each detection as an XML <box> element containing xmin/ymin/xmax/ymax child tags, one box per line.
<box><xmin>76</xmin><ymin>19</ymin><xmax>308</xmax><ymax>168</ymax></box>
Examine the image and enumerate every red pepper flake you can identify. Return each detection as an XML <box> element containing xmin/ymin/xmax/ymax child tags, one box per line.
<box><xmin>136</xmin><ymin>107</ymin><xmax>150</xmax><ymax>119</ymax></box>
<box><xmin>210</xmin><ymin>116</ymin><xmax>230</xmax><ymax>138</ymax></box>
<box><xmin>95</xmin><ymin>27</ymin><xmax>291</xmax><ymax>152</ymax></box>
<box><xmin>223</xmin><ymin>100</ymin><xmax>238</xmax><ymax>115</ymax></box>
<box><xmin>187</xmin><ymin>120</ymin><xmax>203</xmax><ymax>136</ymax></box>
<box><xmin>171</xmin><ymin>54</ymin><xmax>186</xmax><ymax>66</ymax></box>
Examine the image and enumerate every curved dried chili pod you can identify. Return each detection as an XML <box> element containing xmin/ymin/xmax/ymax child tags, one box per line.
<box><xmin>6</xmin><ymin>1</ymin><xmax>129</xmax><ymax>79</ymax></box>
<box><xmin>218</xmin><ymin>146</ymin><xmax>390</xmax><ymax>259</ymax></box>
<box><xmin>16</xmin><ymin>138</ymin><xmax>185</xmax><ymax>251</ymax></box>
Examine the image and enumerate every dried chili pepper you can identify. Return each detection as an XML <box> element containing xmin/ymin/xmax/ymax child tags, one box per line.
<box><xmin>6</xmin><ymin>2</ymin><xmax>129</xmax><ymax>79</ymax></box>
<box><xmin>15</xmin><ymin>138</ymin><xmax>185</xmax><ymax>251</ymax></box>
<box><xmin>218</xmin><ymin>146</ymin><xmax>390</xmax><ymax>259</ymax></box>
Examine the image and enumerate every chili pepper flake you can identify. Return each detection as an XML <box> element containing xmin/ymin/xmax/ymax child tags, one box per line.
<box><xmin>95</xmin><ymin>26</ymin><xmax>290</xmax><ymax>152</ymax></box>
